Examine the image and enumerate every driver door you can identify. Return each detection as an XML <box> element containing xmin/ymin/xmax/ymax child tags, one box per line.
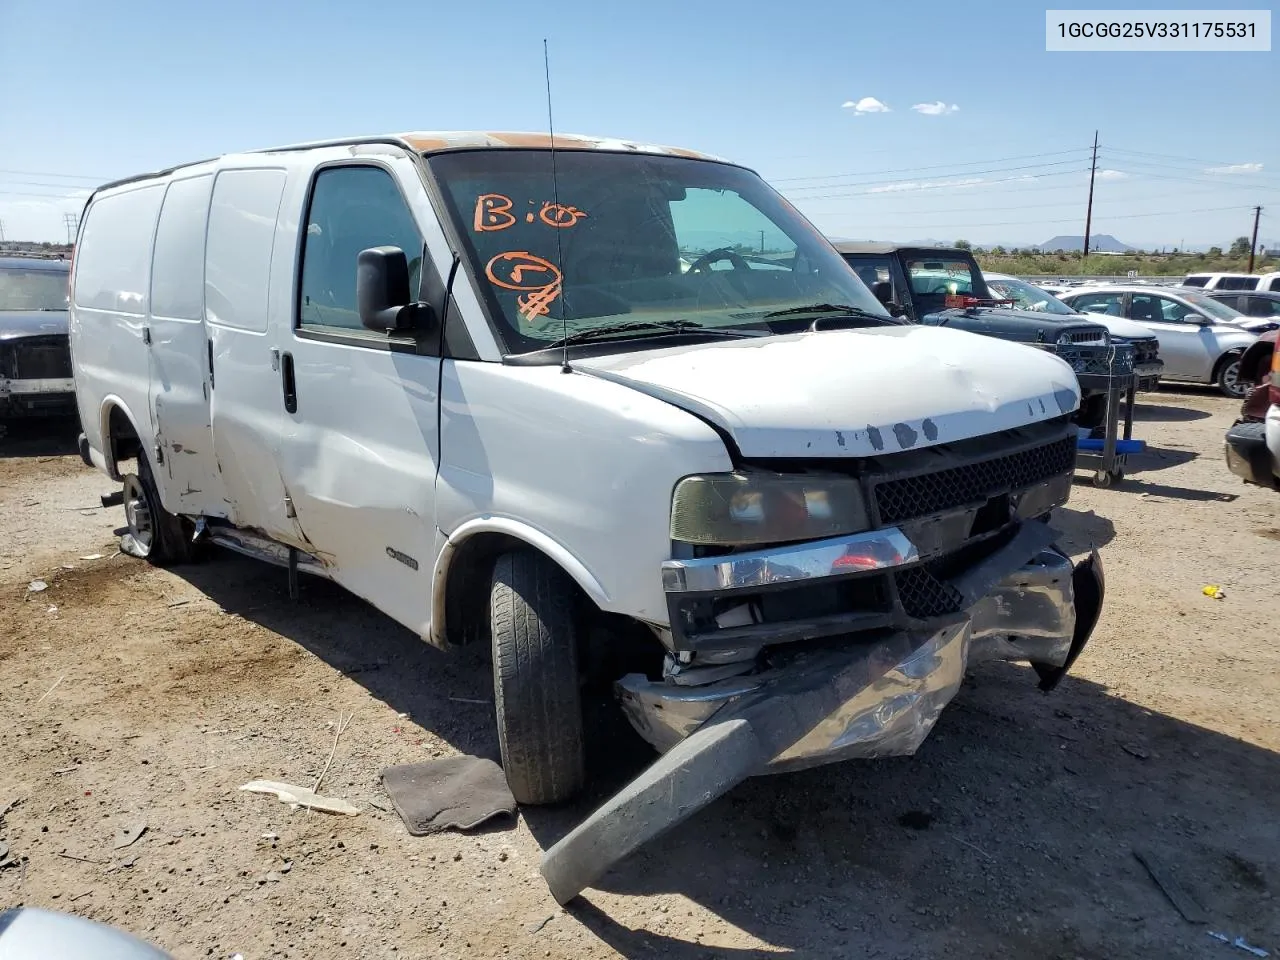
<box><xmin>275</xmin><ymin>162</ymin><xmax>442</xmax><ymax>636</ymax></box>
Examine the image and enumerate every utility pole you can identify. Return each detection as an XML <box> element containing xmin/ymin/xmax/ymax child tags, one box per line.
<box><xmin>0</xmin><ymin>218</ymin><xmax>5</xmax><ymax>244</ymax></box>
<box><xmin>1247</xmin><ymin>205</ymin><xmax>1262</xmax><ymax>272</ymax></box>
<box><xmin>1082</xmin><ymin>130</ymin><xmax>1099</xmax><ymax>259</ymax></box>
<box><xmin>759</xmin><ymin>230</ymin><xmax>765</xmax><ymax>254</ymax></box>
<box><xmin>63</xmin><ymin>212</ymin><xmax>79</xmax><ymax>246</ymax></box>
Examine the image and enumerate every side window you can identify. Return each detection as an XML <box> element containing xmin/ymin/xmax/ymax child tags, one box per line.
<box><xmin>151</xmin><ymin>175</ymin><xmax>212</xmax><ymax>321</ymax></box>
<box><xmin>669</xmin><ymin>188</ymin><xmax>797</xmax><ymax>271</ymax></box>
<box><xmin>1247</xmin><ymin>296</ymin><xmax>1279</xmax><ymax>317</ymax></box>
<box><xmin>298</xmin><ymin>166</ymin><xmax>424</xmax><ymax>331</ymax></box>
<box><xmin>1139</xmin><ymin>296</ymin><xmax>1193</xmax><ymax>322</ymax></box>
<box><xmin>1220</xmin><ymin>276</ymin><xmax>1257</xmax><ymax>291</ymax></box>
<box><xmin>1071</xmin><ymin>292</ymin><xmax>1123</xmax><ymax>316</ymax></box>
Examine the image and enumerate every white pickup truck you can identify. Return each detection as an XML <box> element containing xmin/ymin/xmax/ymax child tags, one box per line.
<box><xmin>70</xmin><ymin>131</ymin><xmax>1105</xmax><ymax>900</ymax></box>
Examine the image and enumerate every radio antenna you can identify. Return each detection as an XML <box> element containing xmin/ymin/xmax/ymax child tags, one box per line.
<box><xmin>544</xmin><ymin>38</ymin><xmax>571</xmax><ymax>374</ymax></box>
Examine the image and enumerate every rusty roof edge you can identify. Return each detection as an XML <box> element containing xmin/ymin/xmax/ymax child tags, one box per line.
<box><xmin>89</xmin><ymin>132</ymin><xmax>745</xmax><ymax>202</ymax></box>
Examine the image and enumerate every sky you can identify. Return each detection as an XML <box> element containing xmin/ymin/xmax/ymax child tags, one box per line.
<box><xmin>1</xmin><ymin>0</ymin><xmax>1276</xmax><ymax>249</ymax></box>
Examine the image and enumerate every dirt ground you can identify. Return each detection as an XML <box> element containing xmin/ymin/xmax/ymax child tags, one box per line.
<box><xmin>2</xmin><ymin>391</ymin><xmax>1278</xmax><ymax>960</ymax></box>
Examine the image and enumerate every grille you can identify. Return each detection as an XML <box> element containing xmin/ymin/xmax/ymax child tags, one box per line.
<box><xmin>10</xmin><ymin>336</ymin><xmax>71</xmax><ymax>379</ymax></box>
<box><xmin>895</xmin><ymin>564</ymin><xmax>965</xmax><ymax>619</ymax></box>
<box><xmin>873</xmin><ymin>435</ymin><xmax>1076</xmax><ymax>525</ymax></box>
<box><xmin>1058</xmin><ymin>327</ymin><xmax>1108</xmax><ymax>344</ymax></box>
<box><xmin>1133</xmin><ymin>338</ymin><xmax>1160</xmax><ymax>365</ymax></box>
<box><xmin>1058</xmin><ymin>342</ymin><xmax>1135</xmax><ymax>378</ymax></box>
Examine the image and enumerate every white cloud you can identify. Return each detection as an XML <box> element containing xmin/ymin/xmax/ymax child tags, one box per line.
<box><xmin>841</xmin><ymin>97</ymin><xmax>891</xmax><ymax>114</ymax></box>
<box><xmin>1206</xmin><ymin>162</ymin><xmax>1263</xmax><ymax>175</ymax></box>
<box><xmin>0</xmin><ymin>189</ymin><xmax>92</xmax><ymax>242</ymax></box>
<box><xmin>1096</xmin><ymin>169</ymin><xmax>1128</xmax><ymax>180</ymax></box>
<box><xmin>868</xmin><ymin>177</ymin><xmax>985</xmax><ymax>194</ymax></box>
<box><xmin>912</xmin><ymin>101</ymin><xmax>960</xmax><ymax>116</ymax></box>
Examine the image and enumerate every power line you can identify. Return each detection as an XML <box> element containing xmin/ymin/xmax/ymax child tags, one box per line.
<box><xmin>786</xmin><ymin>168</ymin><xmax>1089</xmax><ymax>201</ymax></box>
<box><xmin>782</xmin><ymin>158</ymin><xmax>1090</xmax><ymax>193</ymax></box>
<box><xmin>0</xmin><ymin>168</ymin><xmax>108</xmax><ymax>181</ymax></box>
<box><xmin>1103</xmin><ymin>146</ymin><xmax>1270</xmax><ymax>170</ymax></box>
<box><xmin>816</xmin><ymin>204</ymin><xmax>1259</xmax><ymax>232</ymax></box>
<box><xmin>770</xmin><ymin>149</ymin><xmax>1090</xmax><ymax>184</ymax></box>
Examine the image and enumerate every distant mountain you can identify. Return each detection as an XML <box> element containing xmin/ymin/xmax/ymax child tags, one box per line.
<box><xmin>1040</xmin><ymin>234</ymin><xmax>1133</xmax><ymax>253</ymax></box>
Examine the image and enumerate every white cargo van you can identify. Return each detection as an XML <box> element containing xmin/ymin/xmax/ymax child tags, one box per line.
<box><xmin>1183</xmin><ymin>271</ymin><xmax>1280</xmax><ymax>292</ymax></box>
<box><xmin>70</xmin><ymin>132</ymin><xmax>1104</xmax><ymax>876</ymax></box>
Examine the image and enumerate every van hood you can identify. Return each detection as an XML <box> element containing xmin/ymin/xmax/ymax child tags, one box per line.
<box><xmin>572</xmin><ymin>326</ymin><xmax>1080</xmax><ymax>458</ymax></box>
<box><xmin>0</xmin><ymin>309</ymin><xmax>68</xmax><ymax>339</ymax></box>
<box><xmin>920</xmin><ymin>306</ymin><xmax>1107</xmax><ymax>344</ymax></box>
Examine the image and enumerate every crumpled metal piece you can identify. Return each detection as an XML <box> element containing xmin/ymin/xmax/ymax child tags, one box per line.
<box><xmin>618</xmin><ymin>548</ymin><xmax>1081</xmax><ymax>764</ymax></box>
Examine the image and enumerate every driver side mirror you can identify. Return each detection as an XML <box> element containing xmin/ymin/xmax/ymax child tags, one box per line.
<box><xmin>1186</xmin><ymin>313</ymin><xmax>1212</xmax><ymax>326</ymax></box>
<box><xmin>357</xmin><ymin>246</ymin><xmax>436</xmax><ymax>333</ymax></box>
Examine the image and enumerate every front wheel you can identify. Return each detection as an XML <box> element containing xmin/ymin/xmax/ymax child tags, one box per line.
<box><xmin>490</xmin><ymin>550</ymin><xmax>586</xmax><ymax>805</ymax></box>
<box><xmin>1216</xmin><ymin>355</ymin><xmax>1247</xmax><ymax>399</ymax></box>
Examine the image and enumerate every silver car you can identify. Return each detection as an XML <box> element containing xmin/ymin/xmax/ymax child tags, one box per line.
<box><xmin>1058</xmin><ymin>284</ymin><xmax>1260</xmax><ymax>398</ymax></box>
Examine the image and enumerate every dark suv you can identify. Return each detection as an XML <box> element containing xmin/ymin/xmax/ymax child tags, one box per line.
<box><xmin>836</xmin><ymin>243</ymin><xmax>1131</xmax><ymax>429</ymax></box>
<box><xmin>0</xmin><ymin>255</ymin><xmax>76</xmax><ymax>434</ymax></box>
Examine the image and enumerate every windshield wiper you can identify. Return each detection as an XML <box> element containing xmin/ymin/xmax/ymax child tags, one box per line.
<box><xmin>763</xmin><ymin>303</ymin><xmax>896</xmax><ymax>328</ymax></box>
<box><xmin>537</xmin><ymin>320</ymin><xmax>751</xmax><ymax>350</ymax></box>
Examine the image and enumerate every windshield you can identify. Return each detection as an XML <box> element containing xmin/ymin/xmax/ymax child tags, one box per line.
<box><xmin>984</xmin><ymin>275</ymin><xmax>1077</xmax><ymax>316</ymax></box>
<box><xmin>0</xmin><ymin>265</ymin><xmax>69</xmax><ymax>311</ymax></box>
<box><xmin>427</xmin><ymin>150</ymin><xmax>888</xmax><ymax>353</ymax></box>
<box><xmin>903</xmin><ymin>255</ymin><xmax>985</xmax><ymax>314</ymax></box>
<box><xmin>1182</xmin><ymin>290</ymin><xmax>1246</xmax><ymax>322</ymax></box>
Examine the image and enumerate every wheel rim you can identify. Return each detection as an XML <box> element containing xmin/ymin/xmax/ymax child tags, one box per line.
<box><xmin>1222</xmin><ymin>359</ymin><xmax>1246</xmax><ymax>397</ymax></box>
<box><xmin>122</xmin><ymin>475</ymin><xmax>155</xmax><ymax>557</ymax></box>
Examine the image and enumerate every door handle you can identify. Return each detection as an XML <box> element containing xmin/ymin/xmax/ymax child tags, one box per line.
<box><xmin>280</xmin><ymin>351</ymin><xmax>297</xmax><ymax>414</ymax></box>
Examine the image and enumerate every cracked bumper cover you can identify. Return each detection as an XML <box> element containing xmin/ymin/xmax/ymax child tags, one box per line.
<box><xmin>539</xmin><ymin>532</ymin><xmax>1104</xmax><ymax>905</ymax></box>
<box><xmin>624</xmin><ymin>528</ymin><xmax>1104</xmax><ymax>767</ymax></box>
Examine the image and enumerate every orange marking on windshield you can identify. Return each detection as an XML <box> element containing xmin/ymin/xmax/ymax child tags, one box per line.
<box><xmin>539</xmin><ymin>202</ymin><xmax>588</xmax><ymax>228</ymax></box>
<box><xmin>474</xmin><ymin>194</ymin><xmax>515</xmax><ymax>232</ymax></box>
<box><xmin>485</xmin><ymin>251</ymin><xmax>564</xmax><ymax>321</ymax></box>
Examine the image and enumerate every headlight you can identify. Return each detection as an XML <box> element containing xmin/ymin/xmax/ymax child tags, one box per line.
<box><xmin>670</xmin><ymin>471</ymin><xmax>871</xmax><ymax>546</ymax></box>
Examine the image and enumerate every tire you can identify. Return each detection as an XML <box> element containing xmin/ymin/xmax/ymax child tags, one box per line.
<box><xmin>121</xmin><ymin>455</ymin><xmax>194</xmax><ymax>566</ymax></box>
<box><xmin>490</xmin><ymin>549</ymin><xmax>585</xmax><ymax>805</ymax></box>
<box><xmin>1216</xmin><ymin>354</ymin><xmax>1247</xmax><ymax>399</ymax></box>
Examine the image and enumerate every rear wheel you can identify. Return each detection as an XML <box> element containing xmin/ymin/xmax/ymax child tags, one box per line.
<box><xmin>1216</xmin><ymin>354</ymin><xmax>1247</xmax><ymax>399</ymax></box>
<box><xmin>121</xmin><ymin>456</ymin><xmax>194</xmax><ymax>566</ymax></box>
<box><xmin>490</xmin><ymin>549</ymin><xmax>586</xmax><ymax>805</ymax></box>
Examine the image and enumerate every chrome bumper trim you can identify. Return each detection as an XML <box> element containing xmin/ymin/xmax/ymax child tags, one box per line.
<box><xmin>0</xmin><ymin>377</ymin><xmax>76</xmax><ymax>396</ymax></box>
<box><xmin>661</xmin><ymin>528</ymin><xmax>919</xmax><ymax>594</ymax></box>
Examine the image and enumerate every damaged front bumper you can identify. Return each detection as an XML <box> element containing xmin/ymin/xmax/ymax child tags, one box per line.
<box><xmin>620</xmin><ymin>543</ymin><xmax>1103</xmax><ymax>769</ymax></box>
<box><xmin>540</xmin><ymin>521</ymin><xmax>1105</xmax><ymax>905</ymax></box>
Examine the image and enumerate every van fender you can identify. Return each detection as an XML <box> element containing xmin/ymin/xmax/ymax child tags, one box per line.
<box><xmin>97</xmin><ymin>395</ymin><xmax>150</xmax><ymax>482</ymax></box>
<box><xmin>429</xmin><ymin>516</ymin><xmax>612</xmax><ymax>648</ymax></box>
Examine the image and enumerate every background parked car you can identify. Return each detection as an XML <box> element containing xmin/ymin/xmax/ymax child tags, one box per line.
<box><xmin>1224</xmin><ymin>330</ymin><xmax>1279</xmax><ymax>491</ymax></box>
<box><xmin>1183</xmin><ymin>271</ymin><xmax>1280</xmax><ymax>292</ymax></box>
<box><xmin>834</xmin><ymin>243</ymin><xmax>1129</xmax><ymax>425</ymax></box>
<box><xmin>983</xmin><ymin>272</ymin><xmax>1164</xmax><ymax>391</ymax></box>
<box><xmin>1058</xmin><ymin>284</ymin><xmax>1259</xmax><ymax>397</ymax></box>
<box><xmin>1203</xmin><ymin>289</ymin><xmax>1280</xmax><ymax>330</ymax></box>
<box><xmin>0</xmin><ymin>255</ymin><xmax>77</xmax><ymax>436</ymax></box>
